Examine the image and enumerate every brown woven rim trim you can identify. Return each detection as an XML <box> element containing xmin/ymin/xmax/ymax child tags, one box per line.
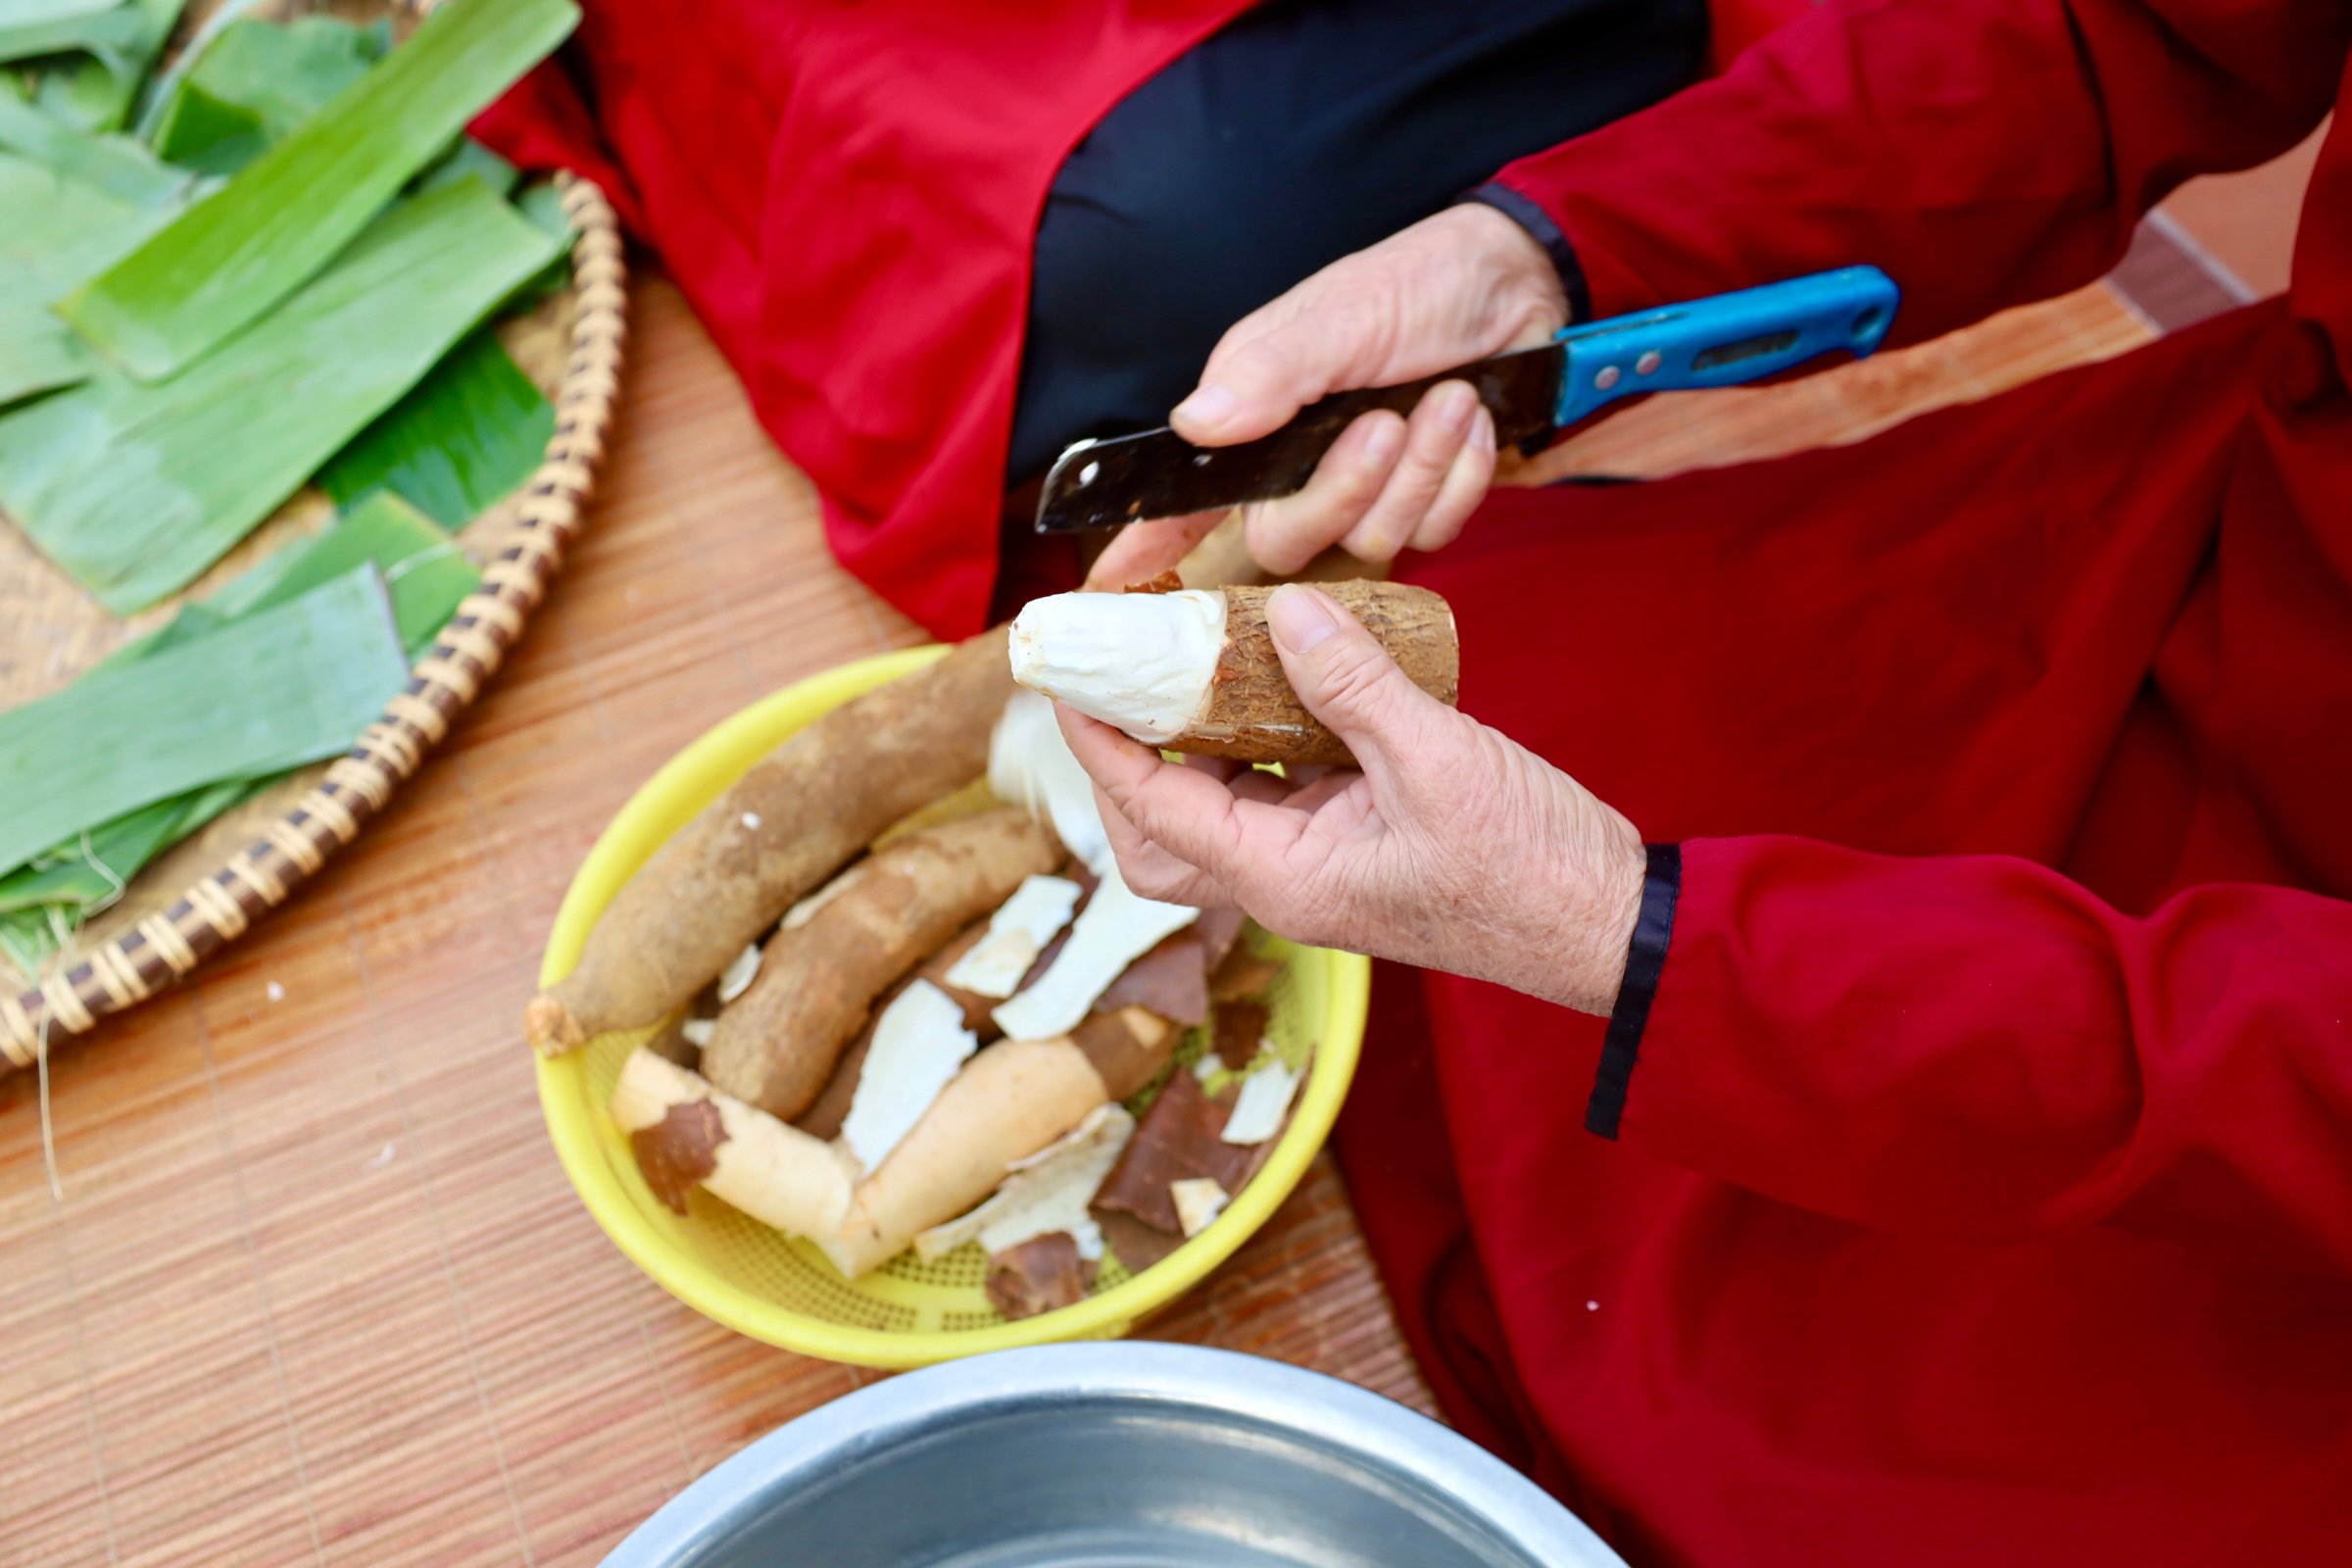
<box><xmin>3</xmin><ymin>173</ymin><xmax>630</xmax><ymax>1072</ymax></box>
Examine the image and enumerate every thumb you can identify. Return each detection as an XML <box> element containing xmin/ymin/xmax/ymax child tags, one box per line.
<box><xmin>1174</xmin><ymin>318</ymin><xmax>1358</xmax><ymax>446</ymax></box>
<box><xmin>1264</xmin><ymin>584</ymin><xmax>1450</xmax><ymax>774</ymax></box>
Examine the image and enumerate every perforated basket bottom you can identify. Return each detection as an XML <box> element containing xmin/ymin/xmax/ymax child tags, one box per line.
<box><xmin>572</xmin><ymin>925</ymin><xmax>1324</xmax><ymax>1340</ymax></box>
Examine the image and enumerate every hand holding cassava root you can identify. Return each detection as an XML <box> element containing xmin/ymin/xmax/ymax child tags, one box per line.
<box><xmin>1009</xmin><ymin>580</ymin><xmax>1457</xmax><ymax>768</ymax></box>
<box><xmin>702</xmin><ymin>807</ymin><xmax>1060</xmax><ymax>1119</ymax></box>
<box><xmin>1060</xmin><ymin>584</ymin><xmax>1647</xmax><ymax>1018</ymax></box>
<box><xmin>526</xmin><ymin>626</ymin><xmax>1014</xmax><ymax>1054</ymax></box>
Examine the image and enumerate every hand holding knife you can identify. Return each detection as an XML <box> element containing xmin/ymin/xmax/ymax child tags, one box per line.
<box><xmin>1037</xmin><ymin>266</ymin><xmax>1899</xmax><ymax>537</ymax></box>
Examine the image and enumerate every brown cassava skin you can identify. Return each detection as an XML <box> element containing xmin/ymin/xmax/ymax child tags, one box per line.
<box><xmin>525</xmin><ymin>627</ymin><xmax>1014</xmax><ymax>1054</ymax></box>
<box><xmin>1175</xmin><ymin>581</ymin><xmax>1457</xmax><ymax>767</ymax></box>
<box><xmin>702</xmin><ymin>808</ymin><xmax>1060</xmax><ymax>1118</ymax></box>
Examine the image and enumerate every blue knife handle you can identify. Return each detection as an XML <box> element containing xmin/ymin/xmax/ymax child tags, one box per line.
<box><xmin>1549</xmin><ymin>266</ymin><xmax>1898</xmax><ymax>427</ymax></box>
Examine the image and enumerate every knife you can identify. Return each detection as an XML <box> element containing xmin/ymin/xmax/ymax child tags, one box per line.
<box><xmin>1034</xmin><ymin>265</ymin><xmax>1899</xmax><ymax>533</ymax></box>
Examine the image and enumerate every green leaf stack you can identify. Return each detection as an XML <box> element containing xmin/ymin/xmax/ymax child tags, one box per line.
<box><xmin>57</xmin><ymin>0</ymin><xmax>577</xmax><ymax>379</ymax></box>
<box><xmin>0</xmin><ymin>177</ymin><xmax>562</xmax><ymax>612</ymax></box>
<box><xmin>0</xmin><ymin>565</ymin><xmax>410</xmax><ymax>877</ymax></box>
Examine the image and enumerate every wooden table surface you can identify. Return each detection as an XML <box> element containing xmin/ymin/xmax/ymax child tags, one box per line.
<box><xmin>1</xmin><ymin>268</ymin><xmax>2156</xmax><ymax>1567</ymax></box>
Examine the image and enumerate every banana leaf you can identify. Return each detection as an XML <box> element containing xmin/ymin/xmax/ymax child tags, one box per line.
<box><xmin>416</xmin><ymin>134</ymin><xmax>514</xmax><ymax>198</ymax></box>
<box><xmin>0</xmin><ymin>777</ymin><xmax>242</xmax><ymax>913</ymax></box>
<box><xmin>0</xmin><ymin>496</ymin><xmax>478</xmax><ymax>961</ymax></box>
<box><xmin>207</xmin><ymin>489</ymin><xmax>480</xmax><ymax>657</ymax></box>
<box><xmin>57</xmin><ymin>0</ymin><xmax>576</xmax><ymax>379</ymax></box>
<box><xmin>318</xmin><ymin>329</ymin><xmax>552</xmax><ymax>529</ymax></box>
<box><xmin>0</xmin><ymin>283</ymin><xmax>92</xmax><ymax>403</ymax></box>
<box><xmin>0</xmin><ymin>144</ymin><xmax>179</xmax><ymax>282</ymax></box>
<box><xmin>124</xmin><ymin>0</ymin><xmax>258</xmax><ymax>138</ymax></box>
<box><xmin>0</xmin><ymin>0</ymin><xmax>147</xmax><ymax>67</ymax></box>
<box><xmin>0</xmin><ymin>144</ymin><xmax>187</xmax><ymax>401</ymax></box>
<box><xmin>1</xmin><ymin>0</ymin><xmax>125</xmax><ymax>26</ymax></box>
<box><xmin>23</xmin><ymin>0</ymin><xmax>183</xmax><ymax>132</ymax></box>
<box><xmin>0</xmin><ymin>176</ymin><xmax>562</xmax><ymax>612</ymax></box>
<box><xmin>0</xmin><ymin>564</ymin><xmax>408</xmax><ymax>876</ymax></box>
<box><xmin>147</xmin><ymin>14</ymin><xmax>383</xmax><ymax>174</ymax></box>
<box><xmin>488</xmin><ymin>176</ymin><xmax>578</xmax><ymax>313</ymax></box>
<box><xmin>0</xmin><ymin>86</ymin><xmax>195</xmax><ymax>203</ymax></box>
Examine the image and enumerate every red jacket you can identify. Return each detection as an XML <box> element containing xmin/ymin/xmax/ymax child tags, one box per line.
<box><xmin>1335</xmin><ymin>1</ymin><xmax>2352</xmax><ymax>1562</ymax></box>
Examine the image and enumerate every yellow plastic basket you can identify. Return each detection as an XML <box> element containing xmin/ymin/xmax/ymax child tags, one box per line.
<box><xmin>537</xmin><ymin>646</ymin><xmax>1371</xmax><ymax>1369</ymax></box>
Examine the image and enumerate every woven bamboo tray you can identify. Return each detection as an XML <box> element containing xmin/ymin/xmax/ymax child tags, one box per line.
<box><xmin>0</xmin><ymin>0</ymin><xmax>627</xmax><ymax>1070</ymax></box>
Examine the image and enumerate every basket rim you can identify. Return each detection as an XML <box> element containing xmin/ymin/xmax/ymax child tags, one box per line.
<box><xmin>3</xmin><ymin>171</ymin><xmax>631</xmax><ymax>1070</ymax></box>
<box><xmin>535</xmin><ymin>645</ymin><xmax>1373</xmax><ymax>1369</ymax></box>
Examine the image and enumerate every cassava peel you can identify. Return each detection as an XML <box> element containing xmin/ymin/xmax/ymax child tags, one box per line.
<box><xmin>527</xmin><ymin>627</ymin><xmax>1014</xmax><ymax>1054</ymax></box>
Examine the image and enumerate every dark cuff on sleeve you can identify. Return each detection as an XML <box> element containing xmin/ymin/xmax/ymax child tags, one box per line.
<box><xmin>1463</xmin><ymin>180</ymin><xmax>1592</xmax><ymax>325</ymax></box>
<box><xmin>1586</xmin><ymin>842</ymin><xmax>1682</xmax><ymax>1140</ymax></box>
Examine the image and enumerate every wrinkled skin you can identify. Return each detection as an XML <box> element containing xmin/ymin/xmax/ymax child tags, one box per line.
<box><xmin>1089</xmin><ymin>203</ymin><xmax>1568</xmax><ymax>586</ymax></box>
<box><xmin>1058</xmin><ymin>586</ymin><xmax>1644</xmax><ymax>1016</ymax></box>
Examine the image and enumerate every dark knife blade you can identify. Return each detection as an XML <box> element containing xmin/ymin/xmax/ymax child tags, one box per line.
<box><xmin>1034</xmin><ymin>341</ymin><xmax>1566</xmax><ymax>533</ymax></box>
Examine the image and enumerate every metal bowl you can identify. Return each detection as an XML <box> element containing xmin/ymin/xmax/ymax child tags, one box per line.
<box><xmin>603</xmin><ymin>1344</ymin><xmax>1626</xmax><ymax>1568</ymax></box>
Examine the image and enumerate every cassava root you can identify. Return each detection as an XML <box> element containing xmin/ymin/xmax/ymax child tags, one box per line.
<box><xmin>526</xmin><ymin>627</ymin><xmax>1014</xmax><ymax>1054</ymax></box>
<box><xmin>1009</xmin><ymin>581</ymin><xmax>1456</xmax><ymax>767</ymax></box>
<box><xmin>702</xmin><ymin>808</ymin><xmax>1061</xmax><ymax>1119</ymax></box>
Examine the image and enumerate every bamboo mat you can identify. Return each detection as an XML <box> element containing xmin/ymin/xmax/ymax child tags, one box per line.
<box><xmin>0</xmin><ymin>271</ymin><xmax>2157</xmax><ymax>1567</ymax></box>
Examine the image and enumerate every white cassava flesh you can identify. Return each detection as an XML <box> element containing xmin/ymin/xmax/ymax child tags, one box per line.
<box><xmin>991</xmin><ymin>867</ymin><xmax>1199</xmax><ymax>1042</ymax></box>
<box><xmin>913</xmin><ymin>1102</ymin><xmax>1135</xmax><ymax>1262</ymax></box>
<box><xmin>1170</xmin><ymin>1177</ymin><xmax>1230</xmax><ymax>1238</ymax></box>
<box><xmin>944</xmin><ymin>873</ymin><xmax>1083</xmax><ymax>999</ymax></box>
<box><xmin>782</xmin><ymin>862</ymin><xmax>865</xmax><ymax>931</ymax></box>
<box><xmin>1220</xmin><ymin>1059</ymin><xmax>1301</xmax><ymax>1146</ymax></box>
<box><xmin>716</xmin><ymin>943</ymin><xmax>761</xmax><ymax>1004</ymax></box>
<box><xmin>839</xmin><ymin>980</ymin><xmax>980</xmax><ymax>1173</ymax></box>
<box><xmin>988</xmin><ymin>690</ymin><xmax>1114</xmax><ymax>878</ymax></box>
<box><xmin>1008</xmin><ymin>589</ymin><xmax>1226</xmax><ymax>744</ymax></box>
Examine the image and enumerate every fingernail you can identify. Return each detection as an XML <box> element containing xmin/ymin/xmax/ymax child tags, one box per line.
<box><xmin>1268</xmin><ymin>584</ymin><xmax>1340</xmax><ymax>654</ymax></box>
<box><xmin>1174</xmin><ymin>385</ymin><xmax>1239</xmax><ymax>431</ymax></box>
<box><xmin>1440</xmin><ymin>382</ymin><xmax>1479</xmax><ymax>433</ymax></box>
<box><xmin>1362</xmin><ymin>415</ymin><xmax>1403</xmax><ymax>463</ymax></box>
<box><xmin>1471</xmin><ymin>406</ymin><xmax>1496</xmax><ymax>453</ymax></box>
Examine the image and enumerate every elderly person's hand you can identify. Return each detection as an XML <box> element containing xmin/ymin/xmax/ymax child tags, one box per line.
<box><xmin>1088</xmin><ymin>203</ymin><xmax>1568</xmax><ymax>589</ymax></box>
<box><xmin>1056</xmin><ymin>584</ymin><xmax>1645</xmax><ymax>1014</ymax></box>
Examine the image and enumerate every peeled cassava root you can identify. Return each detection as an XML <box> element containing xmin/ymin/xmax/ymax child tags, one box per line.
<box><xmin>702</xmin><ymin>807</ymin><xmax>1060</xmax><ymax>1119</ymax></box>
<box><xmin>1008</xmin><ymin>581</ymin><xmax>1458</xmax><ymax>767</ymax></box>
<box><xmin>526</xmin><ymin>626</ymin><xmax>1015</xmax><ymax>1054</ymax></box>
<box><xmin>613</xmin><ymin>1005</ymin><xmax>1175</xmax><ymax>1278</ymax></box>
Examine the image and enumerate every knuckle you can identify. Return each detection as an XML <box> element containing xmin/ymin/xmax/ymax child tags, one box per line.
<box><xmin>1248</xmin><ymin>502</ymin><xmax>1340</xmax><ymax>573</ymax></box>
<box><xmin>1118</xmin><ymin>850</ymin><xmax>1184</xmax><ymax>903</ymax></box>
<box><xmin>1311</xmin><ymin>635</ymin><xmax>1402</xmax><ymax>717</ymax></box>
